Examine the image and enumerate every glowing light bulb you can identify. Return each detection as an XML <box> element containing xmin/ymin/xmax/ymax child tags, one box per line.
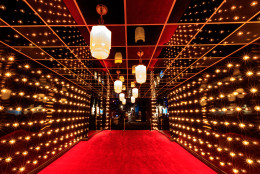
<box><xmin>246</xmin><ymin>71</ymin><xmax>253</xmax><ymax>76</ymax></box>
<box><xmin>239</xmin><ymin>123</ymin><xmax>246</xmax><ymax>128</ymax></box>
<box><xmin>230</xmin><ymin>152</ymin><xmax>236</xmax><ymax>157</ymax></box>
<box><xmin>5</xmin><ymin>157</ymin><xmax>12</xmax><ymax>163</ymax></box>
<box><xmin>243</xmin><ymin>55</ymin><xmax>250</xmax><ymax>60</ymax></box>
<box><xmin>242</xmin><ymin>140</ymin><xmax>249</xmax><ymax>145</ymax></box>
<box><xmin>250</xmin><ymin>88</ymin><xmax>257</xmax><ymax>93</ymax></box>
<box><xmin>251</xmin><ymin>1</ymin><xmax>258</xmax><ymax>6</ymax></box>
<box><xmin>233</xmin><ymin>169</ymin><xmax>239</xmax><ymax>173</ymax></box>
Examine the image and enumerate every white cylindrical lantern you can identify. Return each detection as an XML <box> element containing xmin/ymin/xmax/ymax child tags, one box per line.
<box><xmin>131</xmin><ymin>96</ymin><xmax>135</xmax><ymax>103</ymax></box>
<box><xmin>115</xmin><ymin>52</ymin><xmax>122</xmax><ymax>64</ymax></box>
<box><xmin>90</xmin><ymin>25</ymin><xmax>111</xmax><ymax>59</ymax></box>
<box><xmin>135</xmin><ymin>64</ymin><xmax>146</xmax><ymax>84</ymax></box>
<box><xmin>122</xmin><ymin>99</ymin><xmax>126</xmax><ymax>105</ymax></box>
<box><xmin>132</xmin><ymin>88</ymin><xmax>138</xmax><ymax>98</ymax></box>
<box><xmin>135</xmin><ymin>27</ymin><xmax>145</xmax><ymax>43</ymax></box>
<box><xmin>114</xmin><ymin>80</ymin><xmax>122</xmax><ymax>93</ymax></box>
<box><xmin>123</xmin><ymin>85</ymin><xmax>126</xmax><ymax>91</ymax></box>
<box><xmin>119</xmin><ymin>93</ymin><xmax>125</xmax><ymax>102</ymax></box>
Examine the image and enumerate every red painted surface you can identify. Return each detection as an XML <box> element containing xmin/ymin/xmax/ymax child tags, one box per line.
<box><xmin>39</xmin><ymin>130</ymin><xmax>216</xmax><ymax>174</ymax></box>
<box><xmin>63</xmin><ymin>0</ymin><xmax>184</xmax><ymax>69</ymax></box>
<box><xmin>126</xmin><ymin>0</ymin><xmax>175</xmax><ymax>24</ymax></box>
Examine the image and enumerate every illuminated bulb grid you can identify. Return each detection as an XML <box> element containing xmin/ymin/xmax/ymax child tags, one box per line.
<box><xmin>149</xmin><ymin>0</ymin><xmax>260</xmax><ymax>98</ymax></box>
<box><xmin>168</xmin><ymin>54</ymin><xmax>260</xmax><ymax>173</ymax></box>
<box><xmin>105</xmin><ymin>72</ymin><xmax>110</xmax><ymax>129</ymax></box>
<box><xmin>0</xmin><ymin>52</ymin><xmax>91</xmax><ymax>173</ymax></box>
<box><xmin>27</xmin><ymin>0</ymin><xmax>76</xmax><ymax>25</ymax></box>
<box><xmin>0</xmin><ymin>0</ymin><xmax>106</xmax><ymax>94</ymax></box>
<box><xmin>150</xmin><ymin>71</ymin><xmax>158</xmax><ymax>130</ymax></box>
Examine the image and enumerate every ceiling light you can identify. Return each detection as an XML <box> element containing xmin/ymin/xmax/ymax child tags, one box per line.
<box><xmin>114</xmin><ymin>70</ymin><xmax>122</xmax><ymax>93</ymax></box>
<box><xmin>136</xmin><ymin>64</ymin><xmax>146</xmax><ymax>84</ymax></box>
<box><xmin>135</xmin><ymin>50</ymin><xmax>146</xmax><ymax>84</ymax></box>
<box><xmin>119</xmin><ymin>93</ymin><xmax>125</xmax><ymax>102</ymax></box>
<box><xmin>115</xmin><ymin>52</ymin><xmax>123</xmax><ymax>64</ymax></box>
<box><xmin>132</xmin><ymin>65</ymin><xmax>136</xmax><ymax>74</ymax></box>
<box><xmin>122</xmin><ymin>99</ymin><xmax>126</xmax><ymax>105</ymax></box>
<box><xmin>131</xmin><ymin>82</ymin><xmax>135</xmax><ymax>87</ymax></box>
<box><xmin>114</xmin><ymin>80</ymin><xmax>122</xmax><ymax>94</ymax></box>
<box><xmin>90</xmin><ymin>4</ymin><xmax>111</xmax><ymax>59</ymax></box>
<box><xmin>119</xmin><ymin>76</ymin><xmax>124</xmax><ymax>82</ymax></box>
<box><xmin>132</xmin><ymin>88</ymin><xmax>138</xmax><ymax>98</ymax></box>
<box><xmin>135</xmin><ymin>27</ymin><xmax>145</xmax><ymax>43</ymax></box>
<box><xmin>131</xmin><ymin>96</ymin><xmax>135</xmax><ymax>103</ymax></box>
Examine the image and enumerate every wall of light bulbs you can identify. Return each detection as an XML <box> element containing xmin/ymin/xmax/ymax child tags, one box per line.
<box><xmin>150</xmin><ymin>71</ymin><xmax>158</xmax><ymax>130</ymax></box>
<box><xmin>168</xmin><ymin>51</ymin><xmax>260</xmax><ymax>173</ymax></box>
<box><xmin>105</xmin><ymin>72</ymin><xmax>110</xmax><ymax>129</ymax></box>
<box><xmin>0</xmin><ymin>50</ymin><xmax>91</xmax><ymax>173</ymax></box>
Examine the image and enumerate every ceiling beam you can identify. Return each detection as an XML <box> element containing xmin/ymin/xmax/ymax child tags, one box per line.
<box><xmin>1</xmin><ymin>21</ymin><xmax>259</xmax><ymax>28</ymax></box>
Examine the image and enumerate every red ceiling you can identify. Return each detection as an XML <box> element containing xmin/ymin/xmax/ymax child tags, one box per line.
<box><xmin>64</xmin><ymin>0</ymin><xmax>188</xmax><ymax>70</ymax></box>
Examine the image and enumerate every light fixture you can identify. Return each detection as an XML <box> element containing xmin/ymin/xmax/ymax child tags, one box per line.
<box><xmin>135</xmin><ymin>50</ymin><xmax>146</xmax><ymax>84</ymax></box>
<box><xmin>131</xmin><ymin>96</ymin><xmax>135</xmax><ymax>103</ymax></box>
<box><xmin>135</xmin><ymin>27</ymin><xmax>145</xmax><ymax>43</ymax></box>
<box><xmin>114</xmin><ymin>70</ymin><xmax>122</xmax><ymax>93</ymax></box>
<box><xmin>119</xmin><ymin>93</ymin><xmax>125</xmax><ymax>102</ymax></box>
<box><xmin>90</xmin><ymin>4</ymin><xmax>111</xmax><ymax>59</ymax></box>
<box><xmin>132</xmin><ymin>88</ymin><xmax>138</xmax><ymax>98</ymax></box>
<box><xmin>119</xmin><ymin>76</ymin><xmax>124</xmax><ymax>82</ymax></box>
<box><xmin>132</xmin><ymin>65</ymin><xmax>136</xmax><ymax>74</ymax></box>
<box><xmin>122</xmin><ymin>99</ymin><xmax>126</xmax><ymax>105</ymax></box>
<box><xmin>115</xmin><ymin>52</ymin><xmax>123</xmax><ymax>64</ymax></box>
<box><xmin>131</xmin><ymin>81</ymin><xmax>135</xmax><ymax>87</ymax></box>
<box><xmin>114</xmin><ymin>80</ymin><xmax>122</xmax><ymax>94</ymax></box>
<box><xmin>123</xmin><ymin>85</ymin><xmax>126</xmax><ymax>91</ymax></box>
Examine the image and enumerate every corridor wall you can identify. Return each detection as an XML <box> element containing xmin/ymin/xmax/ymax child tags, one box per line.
<box><xmin>168</xmin><ymin>46</ymin><xmax>260</xmax><ymax>173</ymax></box>
<box><xmin>0</xmin><ymin>47</ymin><xmax>90</xmax><ymax>173</ymax></box>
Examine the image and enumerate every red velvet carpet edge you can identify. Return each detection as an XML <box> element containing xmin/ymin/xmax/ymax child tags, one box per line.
<box><xmin>39</xmin><ymin>130</ymin><xmax>216</xmax><ymax>174</ymax></box>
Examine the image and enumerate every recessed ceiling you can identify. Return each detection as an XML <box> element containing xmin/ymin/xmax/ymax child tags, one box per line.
<box><xmin>0</xmin><ymin>0</ymin><xmax>259</xmax><ymax>98</ymax></box>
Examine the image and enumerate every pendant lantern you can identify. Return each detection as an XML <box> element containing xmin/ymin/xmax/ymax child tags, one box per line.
<box><xmin>135</xmin><ymin>50</ymin><xmax>146</xmax><ymax>84</ymax></box>
<box><xmin>122</xmin><ymin>99</ymin><xmax>126</xmax><ymax>105</ymax></box>
<box><xmin>90</xmin><ymin>5</ymin><xmax>111</xmax><ymax>59</ymax></box>
<box><xmin>119</xmin><ymin>76</ymin><xmax>124</xmax><ymax>82</ymax></box>
<box><xmin>115</xmin><ymin>52</ymin><xmax>123</xmax><ymax>64</ymax></box>
<box><xmin>131</xmin><ymin>82</ymin><xmax>135</xmax><ymax>88</ymax></box>
<box><xmin>131</xmin><ymin>96</ymin><xmax>135</xmax><ymax>103</ymax></box>
<box><xmin>132</xmin><ymin>88</ymin><xmax>138</xmax><ymax>98</ymax></box>
<box><xmin>132</xmin><ymin>65</ymin><xmax>136</xmax><ymax>74</ymax></box>
<box><xmin>135</xmin><ymin>64</ymin><xmax>146</xmax><ymax>84</ymax></box>
<box><xmin>114</xmin><ymin>80</ymin><xmax>122</xmax><ymax>93</ymax></box>
<box><xmin>135</xmin><ymin>27</ymin><xmax>145</xmax><ymax>43</ymax></box>
<box><xmin>119</xmin><ymin>93</ymin><xmax>125</xmax><ymax>102</ymax></box>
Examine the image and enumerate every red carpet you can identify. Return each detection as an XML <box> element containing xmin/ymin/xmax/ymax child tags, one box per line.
<box><xmin>39</xmin><ymin>130</ymin><xmax>216</xmax><ymax>174</ymax></box>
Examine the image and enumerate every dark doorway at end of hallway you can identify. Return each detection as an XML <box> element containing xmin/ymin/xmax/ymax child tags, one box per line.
<box><xmin>110</xmin><ymin>98</ymin><xmax>152</xmax><ymax>130</ymax></box>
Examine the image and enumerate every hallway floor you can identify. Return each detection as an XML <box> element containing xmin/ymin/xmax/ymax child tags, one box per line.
<box><xmin>39</xmin><ymin>130</ymin><xmax>216</xmax><ymax>174</ymax></box>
